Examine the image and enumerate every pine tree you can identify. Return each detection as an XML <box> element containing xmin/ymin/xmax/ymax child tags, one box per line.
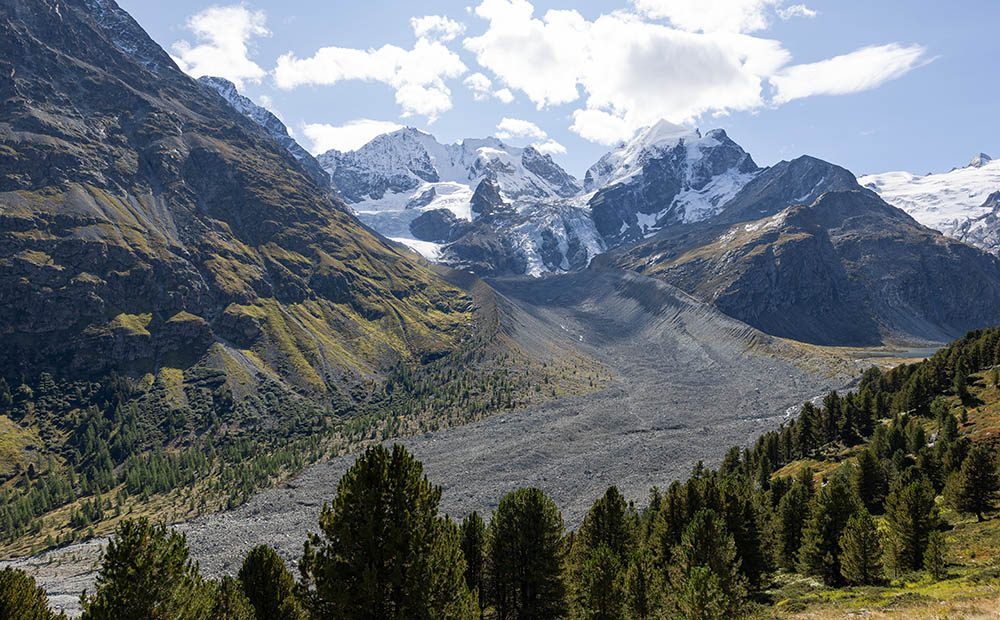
<box><xmin>209</xmin><ymin>576</ymin><xmax>256</xmax><ymax>620</ymax></box>
<box><xmin>80</xmin><ymin>518</ymin><xmax>213</xmax><ymax>620</ymax></box>
<box><xmin>0</xmin><ymin>567</ymin><xmax>64</xmax><ymax>620</ymax></box>
<box><xmin>838</xmin><ymin>512</ymin><xmax>881</xmax><ymax>585</ymax></box>
<box><xmin>573</xmin><ymin>486</ymin><xmax>634</xmax><ymax>619</ymax></box>
<box><xmin>486</xmin><ymin>487</ymin><xmax>567</xmax><ymax>620</ymax></box>
<box><xmin>884</xmin><ymin>475</ymin><xmax>937</xmax><ymax>571</ymax></box>
<box><xmin>667</xmin><ymin>508</ymin><xmax>747</xmax><ymax>620</ymax></box>
<box><xmin>299</xmin><ymin>444</ymin><xmax>476</xmax><ymax>620</ymax></box>
<box><xmin>798</xmin><ymin>476</ymin><xmax>863</xmax><ymax>584</ymax></box>
<box><xmin>774</xmin><ymin>482</ymin><xmax>810</xmax><ymax>570</ymax></box>
<box><xmin>460</xmin><ymin>511</ymin><xmax>487</xmax><ymax>614</ymax></box>
<box><xmin>949</xmin><ymin>444</ymin><xmax>999</xmax><ymax>521</ymax></box>
<box><xmin>924</xmin><ymin>531</ymin><xmax>947</xmax><ymax>580</ymax></box>
<box><xmin>237</xmin><ymin>545</ymin><xmax>304</xmax><ymax>620</ymax></box>
<box><xmin>624</xmin><ymin>548</ymin><xmax>659</xmax><ymax>620</ymax></box>
<box><xmin>853</xmin><ymin>449</ymin><xmax>887</xmax><ymax>513</ymax></box>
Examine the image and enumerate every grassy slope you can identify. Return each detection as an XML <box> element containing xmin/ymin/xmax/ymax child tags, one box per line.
<box><xmin>760</xmin><ymin>373</ymin><xmax>1000</xmax><ymax>619</ymax></box>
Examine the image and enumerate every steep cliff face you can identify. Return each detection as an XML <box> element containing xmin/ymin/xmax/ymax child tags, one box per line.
<box><xmin>586</xmin><ymin>122</ymin><xmax>760</xmax><ymax>246</ymax></box>
<box><xmin>0</xmin><ymin>0</ymin><xmax>477</xmax><ymax>393</ymax></box>
<box><xmin>610</xmin><ymin>185</ymin><xmax>1000</xmax><ymax>345</ymax></box>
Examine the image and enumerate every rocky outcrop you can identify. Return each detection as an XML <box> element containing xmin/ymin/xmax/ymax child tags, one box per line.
<box><xmin>955</xmin><ymin>192</ymin><xmax>1000</xmax><ymax>255</ymax></box>
<box><xmin>409</xmin><ymin>209</ymin><xmax>472</xmax><ymax>243</ymax></box>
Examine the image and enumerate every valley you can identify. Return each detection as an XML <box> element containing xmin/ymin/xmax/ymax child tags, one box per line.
<box><xmin>3</xmin><ymin>267</ymin><xmax>858</xmax><ymax>615</ymax></box>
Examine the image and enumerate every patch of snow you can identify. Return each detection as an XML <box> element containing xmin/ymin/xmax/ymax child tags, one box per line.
<box><xmin>388</xmin><ymin>237</ymin><xmax>443</xmax><ymax>261</ymax></box>
<box><xmin>859</xmin><ymin>157</ymin><xmax>1000</xmax><ymax>235</ymax></box>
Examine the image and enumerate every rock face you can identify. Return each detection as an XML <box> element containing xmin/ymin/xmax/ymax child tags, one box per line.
<box><xmin>198</xmin><ymin>76</ymin><xmax>331</xmax><ymax>189</ymax></box>
<box><xmin>609</xmin><ymin>184</ymin><xmax>1000</xmax><ymax>345</ymax></box>
<box><xmin>586</xmin><ymin>123</ymin><xmax>760</xmax><ymax>246</ymax></box>
<box><xmin>409</xmin><ymin>209</ymin><xmax>472</xmax><ymax>243</ymax></box>
<box><xmin>955</xmin><ymin>192</ymin><xmax>1000</xmax><ymax>254</ymax></box>
<box><xmin>0</xmin><ymin>0</ymin><xmax>476</xmax><ymax>392</ymax></box>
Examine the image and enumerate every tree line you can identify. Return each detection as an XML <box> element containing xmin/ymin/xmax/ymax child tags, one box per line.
<box><xmin>5</xmin><ymin>326</ymin><xmax>1000</xmax><ymax>618</ymax></box>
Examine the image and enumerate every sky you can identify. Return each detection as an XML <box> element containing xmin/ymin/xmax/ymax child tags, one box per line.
<box><xmin>118</xmin><ymin>0</ymin><xmax>999</xmax><ymax>178</ymax></box>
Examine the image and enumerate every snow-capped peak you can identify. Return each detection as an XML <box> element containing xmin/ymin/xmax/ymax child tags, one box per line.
<box><xmin>969</xmin><ymin>152</ymin><xmax>993</xmax><ymax>168</ymax></box>
<box><xmin>859</xmin><ymin>155</ymin><xmax>1000</xmax><ymax>236</ymax></box>
<box><xmin>584</xmin><ymin>120</ymin><xmax>700</xmax><ymax>191</ymax></box>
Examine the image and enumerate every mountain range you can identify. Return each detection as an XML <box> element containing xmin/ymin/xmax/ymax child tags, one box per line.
<box><xmin>208</xmin><ymin>81</ymin><xmax>1000</xmax><ymax>347</ymax></box>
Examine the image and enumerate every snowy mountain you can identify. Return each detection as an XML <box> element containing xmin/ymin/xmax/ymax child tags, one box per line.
<box><xmin>199</xmin><ymin>76</ymin><xmax>330</xmax><ymax>188</ymax></box>
<box><xmin>585</xmin><ymin>121</ymin><xmax>760</xmax><ymax>246</ymax></box>
<box><xmin>858</xmin><ymin>153</ymin><xmax>1000</xmax><ymax>242</ymax></box>
<box><xmin>316</xmin><ymin>128</ymin><xmax>596</xmax><ymax>275</ymax></box>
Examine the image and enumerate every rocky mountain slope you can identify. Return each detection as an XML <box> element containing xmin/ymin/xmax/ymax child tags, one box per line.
<box><xmin>859</xmin><ymin>152</ymin><xmax>1000</xmax><ymax>252</ymax></box>
<box><xmin>607</xmin><ymin>159</ymin><xmax>1000</xmax><ymax>345</ymax></box>
<box><xmin>0</xmin><ymin>0</ymin><xmax>483</xmax><ymax>401</ymax></box>
<box><xmin>197</xmin><ymin>76</ymin><xmax>330</xmax><ymax>188</ymax></box>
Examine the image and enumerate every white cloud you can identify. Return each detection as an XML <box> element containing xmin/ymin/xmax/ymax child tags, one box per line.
<box><xmin>302</xmin><ymin>119</ymin><xmax>404</xmax><ymax>154</ymax></box>
<box><xmin>172</xmin><ymin>6</ymin><xmax>270</xmax><ymax>89</ymax></box>
<box><xmin>496</xmin><ymin>117</ymin><xmax>548</xmax><ymax>140</ymax></box>
<box><xmin>533</xmin><ymin>139</ymin><xmax>566</xmax><ymax>155</ymax></box>
<box><xmin>464</xmin><ymin>72</ymin><xmax>493</xmax><ymax>101</ymax></box>
<box><xmin>569</xmin><ymin>109</ymin><xmax>634</xmax><ymax>145</ymax></box>
<box><xmin>464</xmin><ymin>73</ymin><xmax>516</xmax><ymax>103</ymax></box>
<box><xmin>771</xmin><ymin>43</ymin><xmax>929</xmax><ymax>104</ymax></box>
<box><xmin>777</xmin><ymin>4</ymin><xmax>817</xmax><ymax>20</ymax></box>
<box><xmin>494</xmin><ymin>88</ymin><xmax>515</xmax><ymax>103</ymax></box>
<box><xmin>410</xmin><ymin>15</ymin><xmax>466</xmax><ymax>41</ymax></box>
<box><xmin>632</xmin><ymin>0</ymin><xmax>776</xmax><ymax>33</ymax></box>
<box><xmin>465</xmin><ymin>0</ymin><xmax>926</xmax><ymax>145</ymax></box>
<box><xmin>274</xmin><ymin>32</ymin><xmax>467</xmax><ymax>121</ymax></box>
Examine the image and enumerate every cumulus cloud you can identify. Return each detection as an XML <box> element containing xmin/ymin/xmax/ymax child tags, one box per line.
<box><xmin>533</xmin><ymin>139</ymin><xmax>567</xmax><ymax>155</ymax></box>
<box><xmin>493</xmin><ymin>118</ymin><xmax>564</xmax><ymax>155</ymax></box>
<box><xmin>465</xmin><ymin>0</ymin><xmax>926</xmax><ymax>145</ymax></box>
<box><xmin>632</xmin><ymin>0</ymin><xmax>780</xmax><ymax>33</ymax></box>
<box><xmin>172</xmin><ymin>5</ymin><xmax>270</xmax><ymax>88</ymax></box>
<box><xmin>494</xmin><ymin>88</ymin><xmax>515</xmax><ymax>103</ymax></box>
<box><xmin>777</xmin><ymin>4</ymin><xmax>817</xmax><ymax>20</ymax></box>
<box><xmin>302</xmin><ymin>119</ymin><xmax>404</xmax><ymax>154</ymax></box>
<box><xmin>410</xmin><ymin>15</ymin><xmax>466</xmax><ymax>41</ymax></box>
<box><xmin>464</xmin><ymin>72</ymin><xmax>516</xmax><ymax>103</ymax></box>
<box><xmin>770</xmin><ymin>43</ymin><xmax>929</xmax><ymax>104</ymax></box>
<box><xmin>496</xmin><ymin>117</ymin><xmax>548</xmax><ymax>140</ymax></box>
<box><xmin>274</xmin><ymin>20</ymin><xmax>467</xmax><ymax>121</ymax></box>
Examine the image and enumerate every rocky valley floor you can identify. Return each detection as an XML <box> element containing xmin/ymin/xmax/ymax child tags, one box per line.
<box><xmin>5</xmin><ymin>269</ymin><xmax>860</xmax><ymax>615</ymax></box>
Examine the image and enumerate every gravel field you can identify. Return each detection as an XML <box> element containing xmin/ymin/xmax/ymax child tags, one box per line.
<box><xmin>5</xmin><ymin>269</ymin><xmax>856</xmax><ymax>616</ymax></box>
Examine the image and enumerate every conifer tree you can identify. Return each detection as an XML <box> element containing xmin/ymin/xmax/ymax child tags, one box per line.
<box><xmin>238</xmin><ymin>545</ymin><xmax>304</xmax><ymax>620</ymax></box>
<box><xmin>461</xmin><ymin>511</ymin><xmax>487</xmax><ymax>614</ymax></box>
<box><xmin>797</xmin><ymin>476</ymin><xmax>863</xmax><ymax>584</ymax></box>
<box><xmin>884</xmin><ymin>475</ymin><xmax>937</xmax><ymax>571</ymax></box>
<box><xmin>0</xmin><ymin>567</ymin><xmax>65</xmax><ymax>620</ymax></box>
<box><xmin>949</xmin><ymin>444</ymin><xmax>999</xmax><ymax>521</ymax></box>
<box><xmin>573</xmin><ymin>486</ymin><xmax>635</xmax><ymax>619</ymax></box>
<box><xmin>624</xmin><ymin>548</ymin><xmax>659</xmax><ymax>620</ymax></box>
<box><xmin>209</xmin><ymin>577</ymin><xmax>256</xmax><ymax>620</ymax></box>
<box><xmin>774</xmin><ymin>482</ymin><xmax>810</xmax><ymax>570</ymax></box>
<box><xmin>486</xmin><ymin>487</ymin><xmax>567</xmax><ymax>620</ymax></box>
<box><xmin>299</xmin><ymin>444</ymin><xmax>476</xmax><ymax>620</ymax></box>
<box><xmin>853</xmin><ymin>448</ymin><xmax>887</xmax><ymax>513</ymax></box>
<box><xmin>667</xmin><ymin>508</ymin><xmax>747</xmax><ymax>620</ymax></box>
<box><xmin>838</xmin><ymin>512</ymin><xmax>881</xmax><ymax>585</ymax></box>
<box><xmin>924</xmin><ymin>531</ymin><xmax>947</xmax><ymax>580</ymax></box>
<box><xmin>81</xmin><ymin>518</ymin><xmax>212</xmax><ymax>620</ymax></box>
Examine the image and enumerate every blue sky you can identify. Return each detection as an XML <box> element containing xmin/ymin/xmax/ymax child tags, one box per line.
<box><xmin>118</xmin><ymin>0</ymin><xmax>998</xmax><ymax>178</ymax></box>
